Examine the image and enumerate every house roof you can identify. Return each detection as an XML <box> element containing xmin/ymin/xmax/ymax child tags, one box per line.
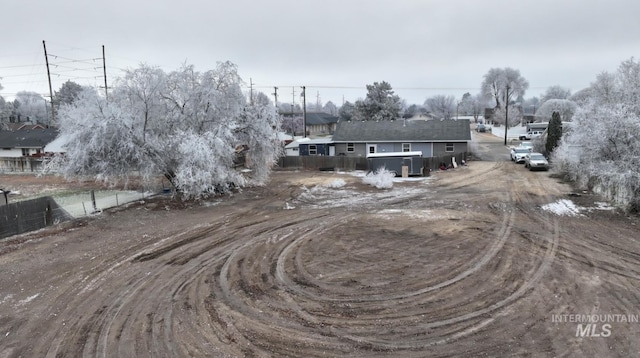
<box><xmin>304</xmin><ymin>112</ymin><xmax>339</xmax><ymax>126</ymax></box>
<box><xmin>332</xmin><ymin>119</ymin><xmax>471</xmax><ymax>142</ymax></box>
<box><xmin>0</xmin><ymin>128</ymin><xmax>60</xmax><ymax>148</ymax></box>
<box><xmin>43</xmin><ymin>133</ymin><xmax>69</xmax><ymax>153</ymax></box>
<box><xmin>280</xmin><ymin>112</ymin><xmax>339</xmax><ymax>125</ymax></box>
<box><xmin>6</xmin><ymin>123</ymin><xmax>47</xmax><ymax>131</ymax></box>
<box><xmin>285</xmin><ymin>137</ymin><xmax>334</xmax><ymax>148</ymax></box>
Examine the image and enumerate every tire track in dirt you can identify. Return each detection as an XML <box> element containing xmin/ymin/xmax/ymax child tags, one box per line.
<box><xmin>6</xmin><ymin>168</ymin><xmax>640</xmax><ymax>357</ymax></box>
<box><xmin>438</xmin><ymin>161</ymin><xmax>504</xmax><ymax>189</ymax></box>
<box><xmin>188</xmin><ymin>165</ymin><xmax>562</xmax><ymax>354</ymax></box>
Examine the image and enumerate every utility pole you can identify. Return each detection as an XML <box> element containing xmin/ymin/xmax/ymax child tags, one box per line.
<box><xmin>42</xmin><ymin>40</ymin><xmax>55</xmax><ymax>125</ymax></box>
<box><xmin>102</xmin><ymin>45</ymin><xmax>108</xmax><ymax>101</ymax></box>
<box><xmin>301</xmin><ymin>86</ymin><xmax>307</xmax><ymax>138</ymax></box>
<box><xmin>291</xmin><ymin>87</ymin><xmax>296</xmax><ymax>136</ymax></box>
<box><xmin>316</xmin><ymin>90</ymin><xmax>321</xmax><ymax>110</ymax></box>
<box><xmin>272</xmin><ymin>86</ymin><xmax>278</xmax><ymax>108</ymax></box>
<box><xmin>249</xmin><ymin>78</ymin><xmax>254</xmax><ymax>105</ymax></box>
<box><xmin>504</xmin><ymin>85</ymin><xmax>510</xmax><ymax>146</ymax></box>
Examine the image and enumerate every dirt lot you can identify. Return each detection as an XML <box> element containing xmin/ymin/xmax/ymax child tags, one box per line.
<box><xmin>1</xmin><ymin>154</ymin><xmax>640</xmax><ymax>357</ymax></box>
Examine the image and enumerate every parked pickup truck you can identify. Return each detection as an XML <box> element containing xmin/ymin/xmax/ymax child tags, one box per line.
<box><xmin>519</xmin><ymin>130</ymin><xmax>543</xmax><ymax>140</ymax></box>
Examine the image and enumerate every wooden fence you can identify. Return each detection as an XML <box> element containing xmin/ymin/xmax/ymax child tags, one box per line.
<box><xmin>277</xmin><ymin>153</ymin><xmax>469</xmax><ymax>174</ymax></box>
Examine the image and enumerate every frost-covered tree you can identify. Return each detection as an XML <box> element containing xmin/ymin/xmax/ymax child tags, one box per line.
<box><xmin>353</xmin><ymin>81</ymin><xmax>402</xmax><ymax>121</ymax></box>
<box><xmin>553</xmin><ymin>57</ymin><xmax>640</xmax><ymax>211</ymax></box>
<box><xmin>457</xmin><ymin>92</ymin><xmax>473</xmax><ymax>116</ymax></box>
<box><xmin>541</xmin><ymin>85</ymin><xmax>572</xmax><ymax>103</ymax></box>
<box><xmin>481</xmin><ymin>68</ymin><xmax>529</xmax><ymax>112</ymax></box>
<box><xmin>14</xmin><ymin>91</ymin><xmax>48</xmax><ymax>124</ymax></box>
<box><xmin>569</xmin><ymin>88</ymin><xmax>592</xmax><ymax>105</ymax></box>
<box><xmin>468</xmin><ymin>94</ymin><xmax>489</xmax><ymax>122</ymax></box>
<box><xmin>590</xmin><ymin>71</ymin><xmax>618</xmax><ymax>106</ymax></box>
<box><xmin>481</xmin><ymin>67</ymin><xmax>529</xmax><ymax>144</ymax></box>
<box><xmin>277</xmin><ymin>102</ymin><xmax>301</xmax><ymax>113</ymax></box>
<box><xmin>253</xmin><ymin>92</ymin><xmax>272</xmax><ymax>106</ymax></box>
<box><xmin>404</xmin><ymin>104</ymin><xmax>422</xmax><ymax>117</ymax></box>
<box><xmin>54</xmin><ymin>80</ymin><xmax>84</xmax><ymax>108</ymax></box>
<box><xmin>281</xmin><ymin>115</ymin><xmax>303</xmax><ymax>135</ymax></box>
<box><xmin>339</xmin><ymin>101</ymin><xmax>356</xmax><ymax>121</ymax></box>
<box><xmin>323</xmin><ymin>101</ymin><xmax>338</xmax><ymax>116</ymax></box>
<box><xmin>617</xmin><ymin>57</ymin><xmax>640</xmax><ymax>114</ymax></box>
<box><xmin>491</xmin><ymin>105</ymin><xmax>522</xmax><ymax>126</ymax></box>
<box><xmin>424</xmin><ymin>95</ymin><xmax>456</xmax><ymax>120</ymax></box>
<box><xmin>535</xmin><ymin>99</ymin><xmax>577</xmax><ymax>122</ymax></box>
<box><xmin>46</xmin><ymin>61</ymin><xmax>282</xmax><ymax>199</ymax></box>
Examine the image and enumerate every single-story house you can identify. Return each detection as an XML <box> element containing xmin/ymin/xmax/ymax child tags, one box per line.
<box><xmin>280</xmin><ymin>112</ymin><xmax>339</xmax><ymax>136</ymax></box>
<box><xmin>287</xmin><ymin>137</ymin><xmax>334</xmax><ymax>156</ymax></box>
<box><xmin>0</xmin><ymin>128</ymin><xmax>60</xmax><ymax>171</ymax></box>
<box><xmin>284</xmin><ymin>137</ymin><xmax>308</xmax><ymax>156</ymax></box>
<box><xmin>331</xmin><ymin>119</ymin><xmax>470</xmax><ymax>158</ymax></box>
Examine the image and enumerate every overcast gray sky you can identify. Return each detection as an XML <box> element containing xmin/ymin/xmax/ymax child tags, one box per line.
<box><xmin>2</xmin><ymin>0</ymin><xmax>639</xmax><ymax>106</ymax></box>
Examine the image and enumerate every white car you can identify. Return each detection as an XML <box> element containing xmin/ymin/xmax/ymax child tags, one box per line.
<box><xmin>519</xmin><ymin>141</ymin><xmax>533</xmax><ymax>150</ymax></box>
<box><xmin>519</xmin><ymin>130</ymin><xmax>544</xmax><ymax>140</ymax></box>
<box><xmin>524</xmin><ymin>152</ymin><xmax>549</xmax><ymax>171</ymax></box>
<box><xmin>510</xmin><ymin>147</ymin><xmax>531</xmax><ymax>163</ymax></box>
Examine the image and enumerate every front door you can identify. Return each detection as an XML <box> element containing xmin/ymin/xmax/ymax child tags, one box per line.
<box><xmin>367</xmin><ymin>144</ymin><xmax>377</xmax><ymax>157</ymax></box>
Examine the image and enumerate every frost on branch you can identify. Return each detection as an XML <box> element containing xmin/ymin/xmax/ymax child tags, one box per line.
<box><xmin>45</xmin><ymin>62</ymin><xmax>282</xmax><ymax>200</ymax></box>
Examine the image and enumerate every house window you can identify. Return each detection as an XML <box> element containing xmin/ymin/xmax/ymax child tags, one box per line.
<box><xmin>21</xmin><ymin>148</ymin><xmax>30</xmax><ymax>156</ymax></box>
<box><xmin>346</xmin><ymin>143</ymin><xmax>355</xmax><ymax>152</ymax></box>
<box><xmin>309</xmin><ymin>145</ymin><xmax>317</xmax><ymax>155</ymax></box>
<box><xmin>445</xmin><ymin>143</ymin><xmax>454</xmax><ymax>152</ymax></box>
<box><xmin>292</xmin><ymin>148</ymin><xmax>299</xmax><ymax>152</ymax></box>
<box><xmin>402</xmin><ymin>143</ymin><xmax>411</xmax><ymax>152</ymax></box>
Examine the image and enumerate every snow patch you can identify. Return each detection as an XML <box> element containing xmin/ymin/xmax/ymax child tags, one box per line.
<box><xmin>542</xmin><ymin>199</ymin><xmax>616</xmax><ymax>216</ymax></box>
<box><xmin>17</xmin><ymin>293</ymin><xmax>40</xmax><ymax>306</ymax></box>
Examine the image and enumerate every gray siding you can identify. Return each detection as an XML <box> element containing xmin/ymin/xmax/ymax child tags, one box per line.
<box><xmin>433</xmin><ymin>142</ymin><xmax>468</xmax><ymax>157</ymax></box>
<box><xmin>336</xmin><ymin>141</ymin><xmax>466</xmax><ymax>157</ymax></box>
<box><xmin>335</xmin><ymin>143</ymin><xmax>367</xmax><ymax>157</ymax></box>
<box><xmin>376</xmin><ymin>143</ymin><xmax>395</xmax><ymax>153</ymax></box>
<box><xmin>409</xmin><ymin>143</ymin><xmax>433</xmax><ymax>157</ymax></box>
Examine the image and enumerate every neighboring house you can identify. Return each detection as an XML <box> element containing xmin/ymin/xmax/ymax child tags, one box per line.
<box><xmin>0</xmin><ymin>128</ymin><xmax>59</xmax><ymax>172</ymax></box>
<box><xmin>297</xmin><ymin>137</ymin><xmax>334</xmax><ymax>156</ymax></box>
<box><xmin>284</xmin><ymin>137</ymin><xmax>309</xmax><ymax>156</ymax></box>
<box><xmin>305</xmin><ymin>112</ymin><xmax>339</xmax><ymax>136</ymax></box>
<box><xmin>280</xmin><ymin>112</ymin><xmax>339</xmax><ymax>136</ymax></box>
<box><xmin>332</xmin><ymin>119</ymin><xmax>470</xmax><ymax>158</ymax></box>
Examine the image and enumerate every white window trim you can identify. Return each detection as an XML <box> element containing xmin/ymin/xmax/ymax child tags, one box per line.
<box><xmin>402</xmin><ymin>143</ymin><xmax>411</xmax><ymax>152</ymax></box>
<box><xmin>445</xmin><ymin>143</ymin><xmax>454</xmax><ymax>152</ymax></box>
<box><xmin>346</xmin><ymin>143</ymin><xmax>355</xmax><ymax>152</ymax></box>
